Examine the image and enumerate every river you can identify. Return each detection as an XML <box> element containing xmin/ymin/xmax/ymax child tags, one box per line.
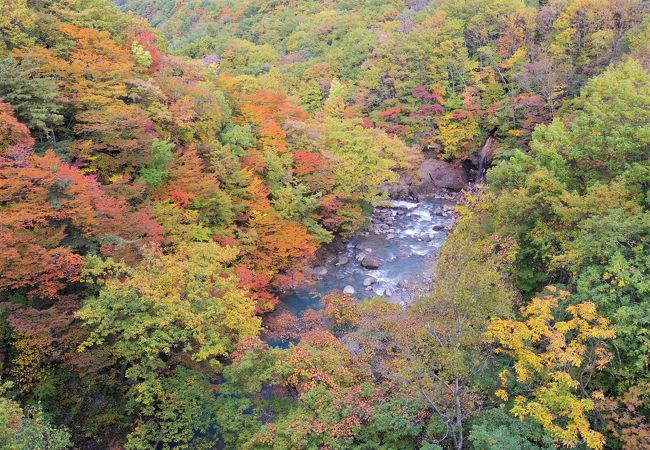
<box><xmin>276</xmin><ymin>198</ymin><xmax>457</xmax><ymax>318</ymax></box>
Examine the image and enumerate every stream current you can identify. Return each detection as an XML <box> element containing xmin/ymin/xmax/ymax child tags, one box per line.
<box><xmin>278</xmin><ymin>198</ymin><xmax>457</xmax><ymax>317</ymax></box>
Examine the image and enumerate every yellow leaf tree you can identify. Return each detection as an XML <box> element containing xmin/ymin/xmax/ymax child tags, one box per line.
<box><xmin>485</xmin><ymin>287</ymin><xmax>616</xmax><ymax>450</ymax></box>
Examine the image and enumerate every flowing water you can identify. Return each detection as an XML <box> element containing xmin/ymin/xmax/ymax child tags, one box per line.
<box><xmin>277</xmin><ymin>198</ymin><xmax>456</xmax><ymax>316</ymax></box>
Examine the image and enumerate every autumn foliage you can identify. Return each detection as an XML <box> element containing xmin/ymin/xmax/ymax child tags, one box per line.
<box><xmin>1</xmin><ymin>0</ymin><xmax>649</xmax><ymax>448</ymax></box>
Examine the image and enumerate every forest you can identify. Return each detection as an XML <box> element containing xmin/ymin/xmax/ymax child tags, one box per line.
<box><xmin>0</xmin><ymin>0</ymin><xmax>649</xmax><ymax>449</ymax></box>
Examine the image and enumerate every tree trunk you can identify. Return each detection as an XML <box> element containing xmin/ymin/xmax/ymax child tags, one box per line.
<box><xmin>453</xmin><ymin>378</ymin><xmax>464</xmax><ymax>450</ymax></box>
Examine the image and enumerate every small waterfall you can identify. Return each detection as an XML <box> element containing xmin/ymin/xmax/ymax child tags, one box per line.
<box><xmin>477</xmin><ymin>135</ymin><xmax>495</xmax><ymax>181</ymax></box>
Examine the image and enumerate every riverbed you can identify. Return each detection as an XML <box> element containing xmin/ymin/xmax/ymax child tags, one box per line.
<box><xmin>277</xmin><ymin>198</ymin><xmax>457</xmax><ymax>317</ymax></box>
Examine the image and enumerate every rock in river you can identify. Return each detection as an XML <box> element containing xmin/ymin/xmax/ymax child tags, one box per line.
<box><xmin>361</xmin><ymin>254</ymin><xmax>381</xmax><ymax>270</ymax></box>
<box><xmin>343</xmin><ymin>285</ymin><xmax>356</xmax><ymax>295</ymax></box>
<box><xmin>336</xmin><ymin>256</ymin><xmax>349</xmax><ymax>266</ymax></box>
<box><xmin>363</xmin><ymin>277</ymin><xmax>376</xmax><ymax>287</ymax></box>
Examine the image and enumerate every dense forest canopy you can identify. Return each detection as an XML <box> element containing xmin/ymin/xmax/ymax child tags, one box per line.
<box><xmin>0</xmin><ymin>0</ymin><xmax>649</xmax><ymax>449</ymax></box>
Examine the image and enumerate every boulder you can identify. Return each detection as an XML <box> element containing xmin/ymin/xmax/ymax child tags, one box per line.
<box><xmin>433</xmin><ymin>225</ymin><xmax>445</xmax><ymax>232</ymax></box>
<box><xmin>380</xmin><ymin>180</ymin><xmax>410</xmax><ymax>199</ymax></box>
<box><xmin>336</xmin><ymin>256</ymin><xmax>349</xmax><ymax>266</ymax></box>
<box><xmin>417</xmin><ymin>158</ymin><xmax>467</xmax><ymax>192</ymax></box>
<box><xmin>343</xmin><ymin>285</ymin><xmax>356</xmax><ymax>295</ymax></box>
<box><xmin>313</xmin><ymin>266</ymin><xmax>328</xmax><ymax>276</ymax></box>
<box><xmin>361</xmin><ymin>254</ymin><xmax>381</xmax><ymax>270</ymax></box>
<box><xmin>363</xmin><ymin>277</ymin><xmax>376</xmax><ymax>287</ymax></box>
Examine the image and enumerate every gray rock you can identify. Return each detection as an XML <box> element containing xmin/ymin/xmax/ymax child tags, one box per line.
<box><xmin>314</xmin><ymin>266</ymin><xmax>328</xmax><ymax>276</ymax></box>
<box><xmin>336</xmin><ymin>256</ymin><xmax>349</xmax><ymax>266</ymax></box>
<box><xmin>343</xmin><ymin>285</ymin><xmax>356</xmax><ymax>295</ymax></box>
<box><xmin>433</xmin><ymin>225</ymin><xmax>445</xmax><ymax>232</ymax></box>
<box><xmin>363</xmin><ymin>277</ymin><xmax>376</xmax><ymax>287</ymax></box>
<box><xmin>417</xmin><ymin>159</ymin><xmax>467</xmax><ymax>192</ymax></box>
<box><xmin>361</xmin><ymin>254</ymin><xmax>381</xmax><ymax>270</ymax></box>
